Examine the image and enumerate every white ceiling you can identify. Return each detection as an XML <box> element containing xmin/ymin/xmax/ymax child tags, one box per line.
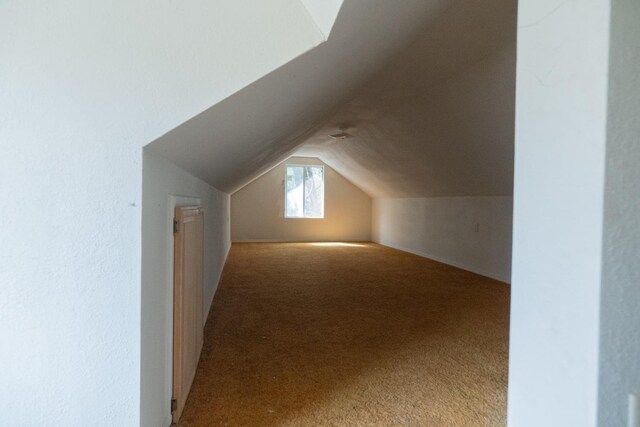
<box><xmin>148</xmin><ymin>0</ymin><xmax>517</xmax><ymax>198</ymax></box>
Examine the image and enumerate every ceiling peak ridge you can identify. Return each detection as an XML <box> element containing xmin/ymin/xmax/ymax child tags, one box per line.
<box><xmin>298</xmin><ymin>0</ymin><xmax>344</xmax><ymax>40</ymax></box>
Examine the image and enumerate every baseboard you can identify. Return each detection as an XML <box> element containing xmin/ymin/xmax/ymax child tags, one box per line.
<box><xmin>204</xmin><ymin>240</ymin><xmax>232</xmax><ymax>319</ymax></box>
<box><xmin>375</xmin><ymin>241</ymin><xmax>511</xmax><ymax>284</ymax></box>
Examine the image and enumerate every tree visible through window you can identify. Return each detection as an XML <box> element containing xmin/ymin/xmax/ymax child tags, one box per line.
<box><xmin>285</xmin><ymin>165</ymin><xmax>324</xmax><ymax>218</ymax></box>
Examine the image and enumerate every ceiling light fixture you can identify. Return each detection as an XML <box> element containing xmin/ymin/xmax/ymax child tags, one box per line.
<box><xmin>328</xmin><ymin>132</ymin><xmax>351</xmax><ymax>140</ymax></box>
<box><xmin>328</xmin><ymin>123</ymin><xmax>353</xmax><ymax>140</ymax></box>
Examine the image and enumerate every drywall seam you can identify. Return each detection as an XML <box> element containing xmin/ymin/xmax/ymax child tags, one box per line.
<box><xmin>297</xmin><ymin>0</ymin><xmax>329</xmax><ymax>41</ymax></box>
<box><xmin>377</xmin><ymin>242</ymin><xmax>510</xmax><ymax>283</ymax></box>
<box><xmin>297</xmin><ymin>0</ymin><xmax>343</xmax><ymax>41</ymax></box>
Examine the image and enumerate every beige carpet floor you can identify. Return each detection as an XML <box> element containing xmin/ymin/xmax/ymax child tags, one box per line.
<box><xmin>177</xmin><ymin>242</ymin><xmax>510</xmax><ymax>426</ymax></box>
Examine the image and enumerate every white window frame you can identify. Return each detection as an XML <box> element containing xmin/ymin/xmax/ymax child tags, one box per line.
<box><xmin>284</xmin><ymin>164</ymin><xmax>325</xmax><ymax>219</ymax></box>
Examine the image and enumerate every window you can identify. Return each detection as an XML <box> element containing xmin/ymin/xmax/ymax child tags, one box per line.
<box><xmin>285</xmin><ymin>165</ymin><xmax>324</xmax><ymax>218</ymax></box>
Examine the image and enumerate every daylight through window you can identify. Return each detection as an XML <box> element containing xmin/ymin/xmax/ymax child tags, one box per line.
<box><xmin>285</xmin><ymin>165</ymin><xmax>324</xmax><ymax>218</ymax></box>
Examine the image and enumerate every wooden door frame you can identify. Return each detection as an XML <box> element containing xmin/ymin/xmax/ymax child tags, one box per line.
<box><xmin>172</xmin><ymin>205</ymin><xmax>205</xmax><ymax>423</ymax></box>
<box><xmin>166</xmin><ymin>195</ymin><xmax>201</xmax><ymax>424</ymax></box>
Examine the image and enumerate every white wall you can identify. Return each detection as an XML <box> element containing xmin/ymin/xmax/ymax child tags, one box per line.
<box><xmin>231</xmin><ymin>157</ymin><xmax>371</xmax><ymax>242</ymax></box>
<box><xmin>0</xmin><ymin>2</ymin><xmax>326</xmax><ymax>425</ymax></box>
<box><xmin>598</xmin><ymin>0</ymin><xmax>640</xmax><ymax>424</ymax></box>
<box><xmin>508</xmin><ymin>1</ymin><xmax>610</xmax><ymax>426</ymax></box>
<box><xmin>372</xmin><ymin>197</ymin><xmax>512</xmax><ymax>283</ymax></box>
<box><xmin>141</xmin><ymin>150</ymin><xmax>230</xmax><ymax>427</ymax></box>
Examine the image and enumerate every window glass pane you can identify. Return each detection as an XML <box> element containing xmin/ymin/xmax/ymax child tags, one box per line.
<box><xmin>285</xmin><ymin>166</ymin><xmax>304</xmax><ymax>217</ymax></box>
<box><xmin>303</xmin><ymin>166</ymin><xmax>324</xmax><ymax>218</ymax></box>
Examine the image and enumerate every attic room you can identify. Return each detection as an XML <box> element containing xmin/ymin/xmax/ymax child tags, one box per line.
<box><xmin>141</xmin><ymin>1</ymin><xmax>515</xmax><ymax>424</ymax></box>
<box><xmin>2</xmin><ymin>0</ymin><xmax>639</xmax><ymax>427</ymax></box>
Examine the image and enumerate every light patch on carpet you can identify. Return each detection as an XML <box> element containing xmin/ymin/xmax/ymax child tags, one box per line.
<box><xmin>309</xmin><ymin>242</ymin><xmax>367</xmax><ymax>248</ymax></box>
<box><xmin>177</xmin><ymin>242</ymin><xmax>509</xmax><ymax>426</ymax></box>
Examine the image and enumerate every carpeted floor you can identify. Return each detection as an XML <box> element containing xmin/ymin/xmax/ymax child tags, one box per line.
<box><xmin>177</xmin><ymin>242</ymin><xmax>510</xmax><ymax>427</ymax></box>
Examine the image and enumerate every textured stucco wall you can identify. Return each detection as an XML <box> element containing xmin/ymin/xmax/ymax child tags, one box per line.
<box><xmin>231</xmin><ymin>157</ymin><xmax>371</xmax><ymax>242</ymax></box>
<box><xmin>598</xmin><ymin>0</ymin><xmax>640</xmax><ymax>424</ymax></box>
<box><xmin>372</xmin><ymin>197</ymin><xmax>512</xmax><ymax>283</ymax></box>
<box><xmin>141</xmin><ymin>150</ymin><xmax>231</xmax><ymax>427</ymax></box>
<box><xmin>0</xmin><ymin>1</ymin><xmax>326</xmax><ymax>425</ymax></box>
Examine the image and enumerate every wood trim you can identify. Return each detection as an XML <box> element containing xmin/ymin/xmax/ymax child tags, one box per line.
<box><xmin>172</xmin><ymin>206</ymin><xmax>204</xmax><ymax>423</ymax></box>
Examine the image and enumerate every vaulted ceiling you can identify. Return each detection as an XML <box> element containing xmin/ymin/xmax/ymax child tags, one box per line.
<box><xmin>148</xmin><ymin>0</ymin><xmax>517</xmax><ymax>198</ymax></box>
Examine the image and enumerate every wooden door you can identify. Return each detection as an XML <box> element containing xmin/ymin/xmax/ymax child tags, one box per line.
<box><xmin>172</xmin><ymin>206</ymin><xmax>204</xmax><ymax>423</ymax></box>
